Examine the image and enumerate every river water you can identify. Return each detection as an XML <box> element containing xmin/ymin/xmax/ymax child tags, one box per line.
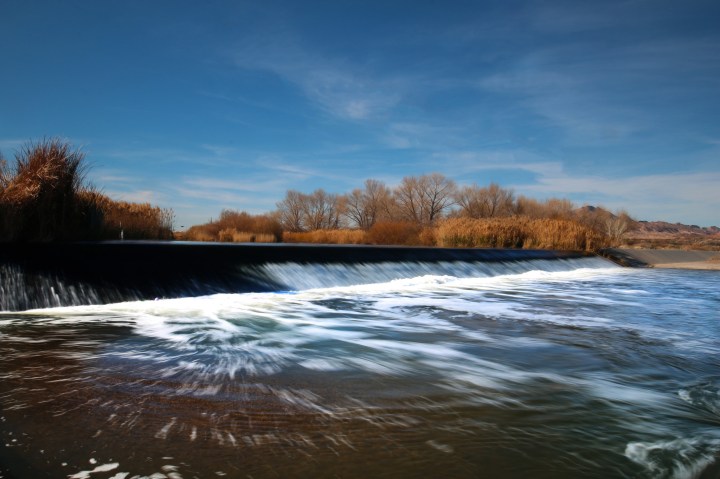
<box><xmin>1</xmin><ymin>258</ymin><xmax>718</xmax><ymax>478</ymax></box>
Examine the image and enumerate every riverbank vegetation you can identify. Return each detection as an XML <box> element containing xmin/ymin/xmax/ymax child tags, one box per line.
<box><xmin>0</xmin><ymin>139</ymin><xmax>173</xmax><ymax>241</ymax></box>
<box><xmin>267</xmin><ymin>175</ymin><xmax>630</xmax><ymax>251</ymax></box>
<box><xmin>180</xmin><ymin>209</ymin><xmax>282</xmax><ymax>242</ymax></box>
<box><xmin>278</xmin><ymin>217</ymin><xmax>606</xmax><ymax>251</ymax></box>
<box><xmin>2</xmin><ymin>139</ymin><xmax>635</xmax><ymax>251</ymax></box>
<box><xmin>186</xmin><ymin>174</ymin><xmax>632</xmax><ymax>252</ymax></box>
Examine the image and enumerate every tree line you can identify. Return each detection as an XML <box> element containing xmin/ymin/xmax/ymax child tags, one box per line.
<box><xmin>273</xmin><ymin>173</ymin><xmax>632</xmax><ymax>242</ymax></box>
<box><xmin>185</xmin><ymin>172</ymin><xmax>632</xmax><ymax>251</ymax></box>
<box><xmin>2</xmin><ymin>138</ymin><xmax>630</xmax><ymax>250</ymax></box>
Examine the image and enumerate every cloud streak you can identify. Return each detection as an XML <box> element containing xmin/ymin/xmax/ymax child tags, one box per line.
<box><xmin>229</xmin><ymin>31</ymin><xmax>405</xmax><ymax>120</ymax></box>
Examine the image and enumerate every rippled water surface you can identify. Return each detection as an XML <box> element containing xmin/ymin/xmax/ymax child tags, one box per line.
<box><xmin>1</xmin><ymin>259</ymin><xmax>719</xmax><ymax>478</ymax></box>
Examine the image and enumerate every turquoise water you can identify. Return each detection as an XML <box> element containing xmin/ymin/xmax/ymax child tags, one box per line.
<box><xmin>1</xmin><ymin>259</ymin><xmax>719</xmax><ymax>478</ymax></box>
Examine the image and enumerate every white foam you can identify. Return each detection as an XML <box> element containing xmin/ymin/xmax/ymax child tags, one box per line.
<box><xmin>625</xmin><ymin>437</ymin><xmax>720</xmax><ymax>479</ymax></box>
<box><xmin>68</xmin><ymin>462</ymin><xmax>120</xmax><ymax>479</ymax></box>
<box><xmin>678</xmin><ymin>382</ymin><xmax>720</xmax><ymax>416</ymax></box>
<box><xmin>299</xmin><ymin>358</ymin><xmax>347</xmax><ymax>371</ymax></box>
<box><xmin>155</xmin><ymin>417</ymin><xmax>177</xmax><ymax>440</ymax></box>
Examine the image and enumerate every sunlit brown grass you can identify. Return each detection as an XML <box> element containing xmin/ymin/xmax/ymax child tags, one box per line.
<box><xmin>274</xmin><ymin>218</ymin><xmax>608</xmax><ymax>251</ymax></box>
<box><xmin>183</xmin><ymin>209</ymin><xmax>283</xmax><ymax>243</ymax></box>
<box><xmin>95</xmin><ymin>195</ymin><xmax>174</xmax><ymax>240</ymax></box>
<box><xmin>0</xmin><ymin>139</ymin><xmax>88</xmax><ymax>241</ymax></box>
<box><xmin>283</xmin><ymin>229</ymin><xmax>367</xmax><ymax>244</ymax></box>
<box><xmin>217</xmin><ymin>228</ymin><xmax>277</xmax><ymax>243</ymax></box>
<box><xmin>1</xmin><ymin>139</ymin><xmax>174</xmax><ymax>241</ymax></box>
<box><xmin>366</xmin><ymin>221</ymin><xmax>421</xmax><ymax>246</ymax></box>
<box><xmin>434</xmin><ymin>217</ymin><xmax>608</xmax><ymax>251</ymax></box>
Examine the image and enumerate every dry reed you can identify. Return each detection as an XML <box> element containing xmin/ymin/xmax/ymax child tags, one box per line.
<box><xmin>217</xmin><ymin>228</ymin><xmax>277</xmax><ymax>243</ymax></box>
<box><xmin>182</xmin><ymin>210</ymin><xmax>283</xmax><ymax>243</ymax></box>
<box><xmin>367</xmin><ymin>221</ymin><xmax>421</xmax><ymax>246</ymax></box>
<box><xmin>434</xmin><ymin>217</ymin><xmax>608</xmax><ymax>251</ymax></box>
<box><xmin>283</xmin><ymin>229</ymin><xmax>367</xmax><ymax>244</ymax></box>
<box><xmin>1</xmin><ymin>139</ymin><xmax>174</xmax><ymax>241</ymax></box>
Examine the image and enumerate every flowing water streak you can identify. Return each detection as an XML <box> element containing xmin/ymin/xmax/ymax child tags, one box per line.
<box><xmin>1</xmin><ymin>257</ymin><xmax>719</xmax><ymax>478</ymax></box>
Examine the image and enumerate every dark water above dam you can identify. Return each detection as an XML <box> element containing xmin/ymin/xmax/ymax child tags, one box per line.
<box><xmin>1</xmin><ymin>250</ymin><xmax>719</xmax><ymax>478</ymax></box>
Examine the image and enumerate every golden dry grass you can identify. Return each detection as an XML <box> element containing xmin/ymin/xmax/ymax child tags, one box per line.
<box><xmin>283</xmin><ymin>229</ymin><xmax>367</xmax><ymax>244</ymax></box>
<box><xmin>1</xmin><ymin>139</ymin><xmax>174</xmax><ymax>241</ymax></box>
<box><xmin>182</xmin><ymin>210</ymin><xmax>283</xmax><ymax>243</ymax></box>
<box><xmin>217</xmin><ymin>228</ymin><xmax>277</xmax><ymax>243</ymax></box>
<box><xmin>0</xmin><ymin>139</ymin><xmax>87</xmax><ymax>241</ymax></box>
<box><xmin>366</xmin><ymin>221</ymin><xmax>421</xmax><ymax>245</ymax></box>
<box><xmin>271</xmin><ymin>217</ymin><xmax>608</xmax><ymax>251</ymax></box>
<box><xmin>434</xmin><ymin>217</ymin><xmax>608</xmax><ymax>251</ymax></box>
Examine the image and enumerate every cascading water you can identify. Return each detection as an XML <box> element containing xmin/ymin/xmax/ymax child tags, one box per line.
<box><xmin>0</xmin><ymin>241</ymin><xmax>602</xmax><ymax>311</ymax></box>
<box><xmin>1</xmin><ymin>244</ymin><xmax>718</xmax><ymax>478</ymax></box>
<box><xmin>0</xmin><ymin>264</ymin><xmax>127</xmax><ymax>311</ymax></box>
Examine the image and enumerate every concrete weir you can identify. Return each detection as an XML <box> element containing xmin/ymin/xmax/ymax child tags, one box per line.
<box><xmin>0</xmin><ymin>241</ymin><xmax>591</xmax><ymax>311</ymax></box>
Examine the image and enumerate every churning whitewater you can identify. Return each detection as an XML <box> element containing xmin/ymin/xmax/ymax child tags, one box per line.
<box><xmin>1</xmin><ymin>257</ymin><xmax>719</xmax><ymax>478</ymax></box>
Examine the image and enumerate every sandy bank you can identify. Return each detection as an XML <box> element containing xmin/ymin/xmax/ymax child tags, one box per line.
<box><xmin>603</xmin><ymin>248</ymin><xmax>720</xmax><ymax>270</ymax></box>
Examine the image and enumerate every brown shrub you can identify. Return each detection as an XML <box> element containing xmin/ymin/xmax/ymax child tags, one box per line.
<box><xmin>418</xmin><ymin>226</ymin><xmax>437</xmax><ymax>246</ymax></box>
<box><xmin>367</xmin><ymin>221</ymin><xmax>421</xmax><ymax>246</ymax></box>
<box><xmin>435</xmin><ymin>217</ymin><xmax>608</xmax><ymax>251</ymax></box>
<box><xmin>0</xmin><ymin>139</ymin><xmax>90</xmax><ymax>241</ymax></box>
<box><xmin>283</xmin><ymin>229</ymin><xmax>367</xmax><ymax>244</ymax></box>
<box><xmin>183</xmin><ymin>210</ymin><xmax>283</xmax><ymax>242</ymax></box>
<box><xmin>100</xmin><ymin>198</ymin><xmax>174</xmax><ymax>240</ymax></box>
<box><xmin>217</xmin><ymin>228</ymin><xmax>277</xmax><ymax>243</ymax></box>
<box><xmin>522</xmin><ymin>218</ymin><xmax>608</xmax><ymax>251</ymax></box>
<box><xmin>0</xmin><ymin>139</ymin><xmax>175</xmax><ymax>241</ymax></box>
<box><xmin>183</xmin><ymin>225</ymin><xmax>217</xmax><ymax>242</ymax></box>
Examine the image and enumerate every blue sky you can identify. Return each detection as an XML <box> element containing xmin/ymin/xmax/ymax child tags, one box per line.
<box><xmin>1</xmin><ymin>0</ymin><xmax>719</xmax><ymax>228</ymax></box>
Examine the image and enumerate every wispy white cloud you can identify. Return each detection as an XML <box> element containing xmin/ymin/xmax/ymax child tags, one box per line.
<box><xmin>90</xmin><ymin>167</ymin><xmax>145</xmax><ymax>186</ymax></box>
<box><xmin>229</xmin><ymin>32</ymin><xmax>404</xmax><ymax>120</ymax></box>
<box><xmin>528</xmin><ymin>170</ymin><xmax>720</xmax><ymax>202</ymax></box>
<box><xmin>476</xmin><ymin>31</ymin><xmax>720</xmax><ymax>144</ymax></box>
<box><xmin>432</xmin><ymin>149</ymin><xmax>564</xmax><ymax>178</ymax></box>
<box><xmin>104</xmin><ymin>189</ymin><xmax>166</xmax><ymax>205</ymax></box>
<box><xmin>172</xmin><ymin>186</ymin><xmax>263</xmax><ymax>206</ymax></box>
<box><xmin>182</xmin><ymin>172</ymin><xmax>295</xmax><ymax>195</ymax></box>
<box><xmin>382</xmin><ymin>122</ymin><xmax>465</xmax><ymax>150</ymax></box>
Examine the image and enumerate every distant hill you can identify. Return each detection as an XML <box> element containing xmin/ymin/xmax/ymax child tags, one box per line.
<box><xmin>630</xmin><ymin>220</ymin><xmax>719</xmax><ymax>237</ymax></box>
<box><xmin>576</xmin><ymin>205</ymin><xmax>719</xmax><ymax>250</ymax></box>
<box><xmin>624</xmin><ymin>219</ymin><xmax>720</xmax><ymax>250</ymax></box>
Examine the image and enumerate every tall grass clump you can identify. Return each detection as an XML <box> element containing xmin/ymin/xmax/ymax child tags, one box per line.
<box><xmin>88</xmin><ymin>192</ymin><xmax>174</xmax><ymax>240</ymax></box>
<box><xmin>183</xmin><ymin>209</ymin><xmax>282</xmax><ymax>242</ymax></box>
<box><xmin>0</xmin><ymin>139</ymin><xmax>174</xmax><ymax>241</ymax></box>
<box><xmin>367</xmin><ymin>221</ymin><xmax>422</xmax><ymax>246</ymax></box>
<box><xmin>0</xmin><ymin>139</ymin><xmax>95</xmax><ymax>241</ymax></box>
<box><xmin>435</xmin><ymin>217</ymin><xmax>608</xmax><ymax>252</ymax></box>
<box><xmin>283</xmin><ymin>229</ymin><xmax>367</xmax><ymax>244</ymax></box>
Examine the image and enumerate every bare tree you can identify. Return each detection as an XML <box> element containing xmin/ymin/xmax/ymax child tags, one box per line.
<box><xmin>394</xmin><ymin>173</ymin><xmax>456</xmax><ymax>225</ymax></box>
<box><xmin>455</xmin><ymin>182</ymin><xmax>514</xmax><ymax>218</ymax></box>
<box><xmin>515</xmin><ymin>196</ymin><xmax>574</xmax><ymax>219</ymax></box>
<box><xmin>276</xmin><ymin>189</ymin><xmax>305</xmax><ymax>232</ymax></box>
<box><xmin>342</xmin><ymin>179</ymin><xmax>393</xmax><ymax>229</ymax></box>
<box><xmin>544</xmin><ymin>198</ymin><xmax>575</xmax><ymax>219</ymax></box>
<box><xmin>605</xmin><ymin>209</ymin><xmax>634</xmax><ymax>245</ymax></box>
<box><xmin>302</xmin><ymin>188</ymin><xmax>341</xmax><ymax>230</ymax></box>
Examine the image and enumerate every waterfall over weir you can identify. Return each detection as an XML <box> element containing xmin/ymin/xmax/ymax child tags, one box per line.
<box><xmin>3</xmin><ymin>243</ymin><xmax>718</xmax><ymax>478</ymax></box>
<box><xmin>0</xmin><ymin>242</ymin><xmax>599</xmax><ymax>311</ymax></box>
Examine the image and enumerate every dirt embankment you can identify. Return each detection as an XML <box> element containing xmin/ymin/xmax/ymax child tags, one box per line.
<box><xmin>603</xmin><ymin>248</ymin><xmax>720</xmax><ymax>270</ymax></box>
